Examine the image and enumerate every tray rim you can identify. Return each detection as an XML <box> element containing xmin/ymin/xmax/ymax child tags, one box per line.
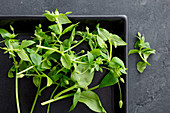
<box><xmin>0</xmin><ymin>15</ymin><xmax>128</xmax><ymax>113</ymax></box>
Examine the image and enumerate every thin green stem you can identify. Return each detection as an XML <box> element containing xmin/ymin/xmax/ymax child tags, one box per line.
<box><xmin>74</xmin><ymin>54</ymin><xmax>88</xmax><ymax>60</ymax></box>
<box><xmin>54</xmin><ymin>84</ymin><xmax>77</xmax><ymax>98</ymax></box>
<box><xmin>16</xmin><ymin>66</ymin><xmax>34</xmax><ymax>76</ymax></box>
<box><xmin>12</xmin><ymin>56</ymin><xmax>21</xmax><ymax>113</ymax></box>
<box><xmin>47</xmin><ymin>85</ymin><xmax>59</xmax><ymax>113</ymax></box>
<box><xmin>41</xmin><ymin>93</ymin><xmax>74</xmax><ymax>106</ymax></box>
<box><xmin>35</xmin><ymin>40</ymin><xmax>41</xmax><ymax>53</ymax></box>
<box><xmin>64</xmin><ymin>38</ymin><xmax>85</xmax><ymax>53</ymax></box>
<box><xmin>109</xmin><ymin>39</ymin><xmax>112</xmax><ymax>61</ymax></box>
<box><xmin>73</xmin><ymin>60</ymin><xmax>87</xmax><ymax>64</ymax></box>
<box><xmin>101</xmin><ymin>66</ymin><xmax>112</xmax><ymax>71</ymax></box>
<box><xmin>39</xmin><ymin>86</ymin><xmax>48</xmax><ymax>96</ymax></box>
<box><xmin>30</xmin><ymin>78</ymin><xmax>42</xmax><ymax>113</ymax></box>
<box><xmin>117</xmin><ymin>81</ymin><xmax>122</xmax><ymax>100</ymax></box>
<box><xmin>36</xmin><ymin>45</ymin><xmax>62</xmax><ymax>54</ymax></box>
<box><xmin>15</xmin><ymin>69</ymin><xmax>21</xmax><ymax>113</ymax></box>
<box><xmin>89</xmin><ymin>85</ymin><xmax>99</xmax><ymax>91</ymax></box>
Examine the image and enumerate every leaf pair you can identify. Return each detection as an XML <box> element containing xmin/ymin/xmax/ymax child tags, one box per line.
<box><xmin>129</xmin><ymin>32</ymin><xmax>156</xmax><ymax>73</ymax></box>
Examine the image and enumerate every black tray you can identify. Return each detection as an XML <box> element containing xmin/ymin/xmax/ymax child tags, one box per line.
<box><xmin>0</xmin><ymin>15</ymin><xmax>128</xmax><ymax>113</ymax></box>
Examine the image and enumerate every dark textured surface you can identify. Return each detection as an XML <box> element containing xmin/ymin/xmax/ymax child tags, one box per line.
<box><xmin>0</xmin><ymin>0</ymin><xmax>169</xmax><ymax>113</ymax></box>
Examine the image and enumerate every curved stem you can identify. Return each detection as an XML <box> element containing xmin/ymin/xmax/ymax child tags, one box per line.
<box><xmin>47</xmin><ymin>85</ymin><xmax>59</xmax><ymax>113</ymax></box>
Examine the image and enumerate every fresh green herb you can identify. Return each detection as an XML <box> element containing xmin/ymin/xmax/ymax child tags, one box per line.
<box><xmin>0</xmin><ymin>9</ymin><xmax>127</xmax><ymax>113</ymax></box>
<box><xmin>129</xmin><ymin>32</ymin><xmax>156</xmax><ymax>73</ymax></box>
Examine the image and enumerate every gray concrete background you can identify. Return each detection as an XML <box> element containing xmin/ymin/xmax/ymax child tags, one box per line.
<box><xmin>0</xmin><ymin>0</ymin><xmax>170</xmax><ymax>113</ymax></box>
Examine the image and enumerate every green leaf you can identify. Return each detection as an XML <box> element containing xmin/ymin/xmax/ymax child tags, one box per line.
<box><xmin>62</xmin><ymin>24</ymin><xmax>77</xmax><ymax>35</ymax></box>
<box><xmin>137</xmin><ymin>61</ymin><xmax>147</xmax><ymax>73</ymax></box>
<box><xmin>17</xmin><ymin>49</ymin><xmax>29</xmax><ymax>61</ymax></box>
<box><xmin>109</xmin><ymin>57</ymin><xmax>125</xmax><ymax>69</ymax></box>
<box><xmin>90</xmin><ymin>49</ymin><xmax>101</xmax><ymax>58</ymax></box>
<box><xmin>41</xmin><ymin>60</ymin><xmax>51</xmax><ymax>69</ymax></box>
<box><xmin>128</xmin><ymin>49</ymin><xmax>139</xmax><ymax>55</ymax></box>
<box><xmin>87</xmin><ymin>51</ymin><xmax>94</xmax><ymax>64</ymax></box>
<box><xmin>43</xmin><ymin>11</ymin><xmax>56</xmax><ymax>22</ymax></box>
<box><xmin>61</xmin><ymin>54</ymin><xmax>71</xmax><ymax>69</ymax></box>
<box><xmin>43</xmin><ymin>73</ymin><xmax>53</xmax><ymax>87</ymax></box>
<box><xmin>30</xmin><ymin>53</ymin><xmax>42</xmax><ymax>66</ymax></box>
<box><xmin>110</xmin><ymin>34</ymin><xmax>127</xmax><ymax>48</ymax></box>
<box><xmin>58</xmin><ymin>13</ymin><xmax>71</xmax><ymax>24</ymax></box>
<box><xmin>134</xmin><ymin>40</ymin><xmax>140</xmax><ymax>48</ymax></box>
<box><xmin>0</xmin><ymin>29</ymin><xmax>11</xmax><ymax>39</ymax></box>
<box><xmin>100</xmin><ymin>51</ymin><xmax>108</xmax><ymax>59</ymax></box>
<box><xmin>139</xmin><ymin>42</ymin><xmax>150</xmax><ymax>48</ymax></box>
<box><xmin>70</xmin><ymin>27</ymin><xmax>75</xmax><ymax>41</ymax></box>
<box><xmin>8</xmin><ymin>65</ymin><xmax>15</xmax><ymax>78</ymax></box>
<box><xmin>71</xmin><ymin>64</ymin><xmax>94</xmax><ymax>88</ymax></box>
<box><xmin>49</xmin><ymin>24</ymin><xmax>60</xmax><ymax>35</ymax></box>
<box><xmin>20</xmin><ymin>40</ymin><xmax>35</xmax><ymax>48</ymax></box>
<box><xmin>97</xmin><ymin>35</ymin><xmax>107</xmax><ymax>48</ymax></box>
<box><xmin>99</xmin><ymin>70</ymin><xmax>118</xmax><ymax>88</ymax></box>
<box><xmin>27</xmin><ymin>48</ymin><xmax>35</xmax><ymax>54</ymax></box>
<box><xmin>69</xmin><ymin>88</ymin><xmax>81</xmax><ymax>112</ymax></box>
<box><xmin>142</xmin><ymin>48</ymin><xmax>156</xmax><ymax>60</ymax></box>
<box><xmin>33</xmin><ymin>77</ymin><xmax>41</xmax><ymax>87</ymax></box>
<box><xmin>78</xmin><ymin>90</ymin><xmax>106</xmax><ymax>113</ymax></box>
<box><xmin>97</xmin><ymin>27</ymin><xmax>109</xmax><ymax>41</ymax></box>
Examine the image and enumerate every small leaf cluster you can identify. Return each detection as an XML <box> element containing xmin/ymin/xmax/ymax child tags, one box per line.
<box><xmin>0</xmin><ymin>9</ymin><xmax>127</xmax><ymax>113</ymax></box>
<box><xmin>129</xmin><ymin>32</ymin><xmax>156</xmax><ymax>73</ymax></box>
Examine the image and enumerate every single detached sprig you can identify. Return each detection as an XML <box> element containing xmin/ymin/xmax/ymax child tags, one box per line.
<box><xmin>129</xmin><ymin>32</ymin><xmax>156</xmax><ymax>73</ymax></box>
<box><xmin>0</xmin><ymin>8</ymin><xmax>128</xmax><ymax>113</ymax></box>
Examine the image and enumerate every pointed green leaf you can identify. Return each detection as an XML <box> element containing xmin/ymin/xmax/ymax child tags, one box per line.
<box><xmin>128</xmin><ymin>49</ymin><xmax>139</xmax><ymax>55</ymax></box>
<box><xmin>109</xmin><ymin>57</ymin><xmax>125</xmax><ymax>69</ymax></box>
<box><xmin>99</xmin><ymin>71</ymin><xmax>118</xmax><ymax>88</ymax></box>
<box><xmin>30</xmin><ymin>53</ymin><xmax>42</xmax><ymax>66</ymax></box>
<box><xmin>58</xmin><ymin>13</ymin><xmax>71</xmax><ymax>24</ymax></box>
<box><xmin>90</xmin><ymin>49</ymin><xmax>101</xmax><ymax>58</ymax></box>
<box><xmin>49</xmin><ymin>24</ymin><xmax>60</xmax><ymax>35</ymax></box>
<box><xmin>20</xmin><ymin>40</ymin><xmax>35</xmax><ymax>48</ymax></box>
<box><xmin>33</xmin><ymin>77</ymin><xmax>41</xmax><ymax>87</ymax></box>
<box><xmin>69</xmin><ymin>88</ymin><xmax>81</xmax><ymax>112</ymax></box>
<box><xmin>137</xmin><ymin>61</ymin><xmax>147</xmax><ymax>73</ymax></box>
<box><xmin>79</xmin><ymin>90</ymin><xmax>106</xmax><ymax>113</ymax></box>
<box><xmin>0</xmin><ymin>29</ymin><xmax>11</xmax><ymax>39</ymax></box>
<box><xmin>139</xmin><ymin>42</ymin><xmax>150</xmax><ymax>48</ymax></box>
<box><xmin>17</xmin><ymin>49</ymin><xmax>29</xmax><ymax>61</ymax></box>
<box><xmin>62</xmin><ymin>24</ymin><xmax>77</xmax><ymax>35</ymax></box>
<box><xmin>61</xmin><ymin>54</ymin><xmax>71</xmax><ymax>69</ymax></box>
<box><xmin>97</xmin><ymin>27</ymin><xmax>109</xmax><ymax>41</ymax></box>
<box><xmin>71</xmin><ymin>64</ymin><xmax>94</xmax><ymax>88</ymax></box>
<box><xmin>110</xmin><ymin>34</ymin><xmax>127</xmax><ymax>48</ymax></box>
<box><xmin>97</xmin><ymin>35</ymin><xmax>107</xmax><ymax>48</ymax></box>
<box><xmin>43</xmin><ymin>11</ymin><xmax>56</xmax><ymax>22</ymax></box>
<box><xmin>87</xmin><ymin>51</ymin><xmax>94</xmax><ymax>64</ymax></box>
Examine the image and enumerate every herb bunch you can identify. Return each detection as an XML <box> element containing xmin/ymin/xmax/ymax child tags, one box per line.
<box><xmin>0</xmin><ymin>9</ymin><xmax>127</xmax><ymax>113</ymax></box>
<box><xmin>129</xmin><ymin>32</ymin><xmax>156</xmax><ymax>73</ymax></box>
